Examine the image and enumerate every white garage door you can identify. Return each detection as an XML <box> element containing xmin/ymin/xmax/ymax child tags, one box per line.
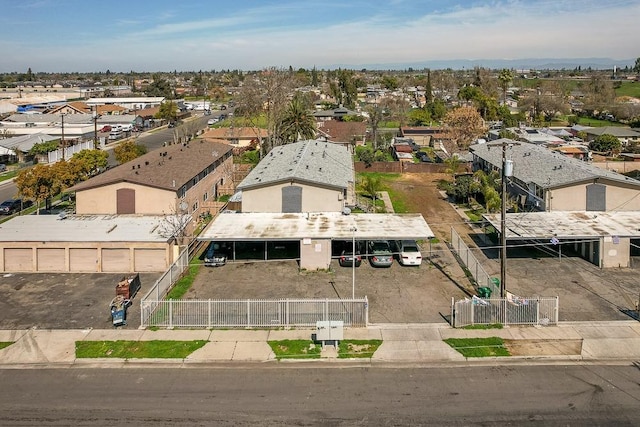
<box><xmin>36</xmin><ymin>248</ymin><xmax>65</xmax><ymax>271</ymax></box>
<box><xmin>102</xmin><ymin>248</ymin><xmax>131</xmax><ymax>272</ymax></box>
<box><xmin>4</xmin><ymin>248</ymin><xmax>34</xmax><ymax>272</ymax></box>
<box><xmin>70</xmin><ymin>248</ymin><xmax>98</xmax><ymax>272</ymax></box>
<box><xmin>134</xmin><ymin>249</ymin><xmax>167</xmax><ymax>272</ymax></box>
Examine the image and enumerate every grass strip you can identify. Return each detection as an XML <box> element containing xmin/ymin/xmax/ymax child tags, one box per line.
<box><xmin>166</xmin><ymin>257</ymin><xmax>201</xmax><ymax>300</ymax></box>
<box><xmin>444</xmin><ymin>337</ymin><xmax>510</xmax><ymax>357</ymax></box>
<box><xmin>268</xmin><ymin>339</ymin><xmax>321</xmax><ymax>360</ymax></box>
<box><xmin>75</xmin><ymin>340</ymin><xmax>208</xmax><ymax>359</ymax></box>
<box><xmin>0</xmin><ymin>342</ymin><xmax>13</xmax><ymax>350</ymax></box>
<box><xmin>462</xmin><ymin>324</ymin><xmax>503</xmax><ymax>330</ymax></box>
<box><xmin>338</xmin><ymin>339</ymin><xmax>382</xmax><ymax>359</ymax></box>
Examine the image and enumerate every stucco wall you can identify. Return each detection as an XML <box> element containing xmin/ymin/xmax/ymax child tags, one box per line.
<box><xmin>299</xmin><ymin>238</ymin><xmax>332</xmax><ymax>270</ymax></box>
<box><xmin>241</xmin><ymin>182</ymin><xmax>344</xmax><ymax>213</ymax></box>
<box><xmin>601</xmin><ymin>236</ymin><xmax>630</xmax><ymax>268</ymax></box>
<box><xmin>75</xmin><ymin>183</ymin><xmax>176</xmax><ymax>215</ymax></box>
<box><xmin>549</xmin><ymin>183</ymin><xmax>640</xmax><ymax>212</ymax></box>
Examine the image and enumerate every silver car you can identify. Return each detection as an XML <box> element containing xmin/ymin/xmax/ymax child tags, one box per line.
<box><xmin>368</xmin><ymin>240</ymin><xmax>393</xmax><ymax>268</ymax></box>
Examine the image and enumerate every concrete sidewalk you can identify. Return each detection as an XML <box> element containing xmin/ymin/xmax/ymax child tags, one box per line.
<box><xmin>1</xmin><ymin>321</ymin><xmax>639</xmax><ymax>367</ymax></box>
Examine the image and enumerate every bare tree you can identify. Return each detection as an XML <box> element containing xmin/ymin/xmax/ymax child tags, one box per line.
<box><xmin>235</xmin><ymin>67</ymin><xmax>294</xmax><ymax>157</ymax></box>
<box><xmin>159</xmin><ymin>202</ymin><xmax>193</xmax><ymax>246</ymax></box>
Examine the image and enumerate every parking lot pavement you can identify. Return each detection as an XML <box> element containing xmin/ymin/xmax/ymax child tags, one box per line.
<box><xmin>187</xmin><ymin>244</ymin><xmax>474</xmax><ymax>324</ymax></box>
<box><xmin>465</xmin><ymin>230</ymin><xmax>640</xmax><ymax>322</ymax></box>
<box><xmin>0</xmin><ymin>272</ymin><xmax>160</xmax><ymax>330</ymax></box>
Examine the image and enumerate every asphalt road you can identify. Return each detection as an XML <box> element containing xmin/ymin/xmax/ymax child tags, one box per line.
<box><xmin>0</xmin><ymin>364</ymin><xmax>639</xmax><ymax>425</ymax></box>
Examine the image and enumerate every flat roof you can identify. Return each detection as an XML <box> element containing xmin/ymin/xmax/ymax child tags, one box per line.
<box><xmin>199</xmin><ymin>212</ymin><xmax>434</xmax><ymax>241</ymax></box>
<box><xmin>0</xmin><ymin>215</ymin><xmax>181</xmax><ymax>243</ymax></box>
<box><xmin>483</xmin><ymin>211</ymin><xmax>640</xmax><ymax>240</ymax></box>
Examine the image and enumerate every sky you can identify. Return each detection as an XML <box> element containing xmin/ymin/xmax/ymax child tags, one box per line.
<box><xmin>1</xmin><ymin>0</ymin><xmax>638</xmax><ymax>73</ymax></box>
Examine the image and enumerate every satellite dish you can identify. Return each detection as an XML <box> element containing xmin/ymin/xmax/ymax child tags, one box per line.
<box><xmin>342</xmin><ymin>207</ymin><xmax>351</xmax><ymax>216</ymax></box>
<box><xmin>179</xmin><ymin>202</ymin><xmax>188</xmax><ymax>212</ymax></box>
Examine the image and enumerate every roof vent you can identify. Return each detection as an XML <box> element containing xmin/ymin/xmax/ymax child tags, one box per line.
<box><xmin>132</xmin><ymin>165</ymin><xmax>135</xmax><ymax>170</ymax></box>
<box><xmin>145</xmin><ymin>161</ymin><xmax>149</xmax><ymax>166</ymax></box>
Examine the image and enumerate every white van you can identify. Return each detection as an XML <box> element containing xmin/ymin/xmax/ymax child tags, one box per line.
<box><xmin>108</xmin><ymin>130</ymin><xmax>123</xmax><ymax>140</ymax></box>
<box><xmin>121</xmin><ymin>124</ymin><xmax>133</xmax><ymax>132</ymax></box>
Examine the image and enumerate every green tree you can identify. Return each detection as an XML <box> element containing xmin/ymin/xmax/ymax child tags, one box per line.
<box><xmin>278</xmin><ymin>93</ymin><xmax>316</xmax><ymax>143</ymax></box>
<box><xmin>425</xmin><ymin>70</ymin><xmax>433</xmax><ymax>104</ymax></box>
<box><xmin>144</xmin><ymin>73</ymin><xmax>174</xmax><ymax>98</ymax></box>
<box><xmin>589</xmin><ymin>134</ymin><xmax>622</xmax><ymax>155</ymax></box>
<box><xmin>28</xmin><ymin>141</ymin><xmax>59</xmax><ymax>156</ymax></box>
<box><xmin>355</xmin><ymin>145</ymin><xmax>375</xmax><ymax>166</ymax></box>
<box><xmin>14</xmin><ymin>164</ymin><xmax>57</xmax><ymax>213</ymax></box>
<box><xmin>444</xmin><ymin>156</ymin><xmax>462</xmax><ymax>178</ymax></box>
<box><xmin>114</xmin><ymin>140</ymin><xmax>148</xmax><ymax>164</ymax></box>
<box><xmin>359</xmin><ymin>174</ymin><xmax>383</xmax><ymax>209</ymax></box>
<box><xmin>633</xmin><ymin>57</ymin><xmax>640</xmax><ymax>73</ymax></box>
<box><xmin>155</xmin><ymin>101</ymin><xmax>178</xmax><ymax>122</ymax></box>
<box><xmin>70</xmin><ymin>149</ymin><xmax>109</xmax><ymax>178</ymax></box>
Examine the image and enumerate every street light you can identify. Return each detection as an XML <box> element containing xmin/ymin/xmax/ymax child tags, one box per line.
<box><xmin>351</xmin><ymin>226</ymin><xmax>357</xmax><ymax>299</ymax></box>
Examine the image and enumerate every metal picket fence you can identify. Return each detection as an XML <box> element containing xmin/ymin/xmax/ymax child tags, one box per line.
<box><xmin>141</xmin><ymin>297</ymin><xmax>369</xmax><ymax>328</ymax></box>
<box><xmin>450</xmin><ymin>227</ymin><xmax>499</xmax><ymax>293</ymax></box>
<box><xmin>452</xmin><ymin>296</ymin><xmax>559</xmax><ymax>328</ymax></box>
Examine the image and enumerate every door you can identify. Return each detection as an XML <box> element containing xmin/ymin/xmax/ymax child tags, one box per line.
<box><xmin>134</xmin><ymin>248</ymin><xmax>167</xmax><ymax>271</ymax></box>
<box><xmin>69</xmin><ymin>248</ymin><xmax>98</xmax><ymax>272</ymax></box>
<box><xmin>36</xmin><ymin>248</ymin><xmax>65</xmax><ymax>271</ymax></box>
<box><xmin>116</xmin><ymin>188</ymin><xmax>135</xmax><ymax>214</ymax></box>
<box><xmin>102</xmin><ymin>248</ymin><xmax>131</xmax><ymax>272</ymax></box>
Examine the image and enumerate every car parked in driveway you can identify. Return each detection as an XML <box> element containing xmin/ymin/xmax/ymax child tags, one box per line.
<box><xmin>338</xmin><ymin>248</ymin><xmax>362</xmax><ymax>267</ymax></box>
<box><xmin>0</xmin><ymin>199</ymin><xmax>32</xmax><ymax>215</ymax></box>
<box><xmin>394</xmin><ymin>240</ymin><xmax>422</xmax><ymax>266</ymax></box>
<box><xmin>367</xmin><ymin>240</ymin><xmax>393</xmax><ymax>267</ymax></box>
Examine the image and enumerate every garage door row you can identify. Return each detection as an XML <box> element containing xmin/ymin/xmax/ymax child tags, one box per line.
<box><xmin>2</xmin><ymin>247</ymin><xmax>168</xmax><ymax>273</ymax></box>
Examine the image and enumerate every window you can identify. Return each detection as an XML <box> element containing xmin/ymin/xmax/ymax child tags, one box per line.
<box><xmin>203</xmin><ymin>192</ymin><xmax>208</xmax><ymax>201</ymax></box>
<box><xmin>192</xmin><ymin>201</ymin><xmax>199</xmax><ymax>212</ymax></box>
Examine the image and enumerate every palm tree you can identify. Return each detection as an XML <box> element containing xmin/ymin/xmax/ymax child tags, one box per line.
<box><xmin>278</xmin><ymin>93</ymin><xmax>316</xmax><ymax>144</ymax></box>
<box><xmin>498</xmin><ymin>69</ymin><xmax>513</xmax><ymax>106</ymax></box>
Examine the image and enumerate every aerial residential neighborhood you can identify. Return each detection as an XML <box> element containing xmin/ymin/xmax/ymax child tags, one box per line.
<box><xmin>1</xmin><ymin>0</ymin><xmax>640</xmax><ymax>424</ymax></box>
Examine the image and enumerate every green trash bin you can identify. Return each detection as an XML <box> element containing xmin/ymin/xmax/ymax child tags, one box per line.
<box><xmin>477</xmin><ymin>287</ymin><xmax>492</xmax><ymax>298</ymax></box>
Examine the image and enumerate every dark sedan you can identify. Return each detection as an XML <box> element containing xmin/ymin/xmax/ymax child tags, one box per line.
<box><xmin>338</xmin><ymin>249</ymin><xmax>362</xmax><ymax>267</ymax></box>
<box><xmin>0</xmin><ymin>199</ymin><xmax>32</xmax><ymax>215</ymax></box>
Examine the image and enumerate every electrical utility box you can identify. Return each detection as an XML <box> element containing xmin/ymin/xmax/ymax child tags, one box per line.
<box><xmin>315</xmin><ymin>320</ymin><xmax>344</xmax><ymax>345</ymax></box>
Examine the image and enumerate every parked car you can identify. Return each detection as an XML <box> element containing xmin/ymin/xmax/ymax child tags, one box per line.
<box><xmin>0</xmin><ymin>163</ymin><xmax>6</xmax><ymax>172</ymax></box>
<box><xmin>108</xmin><ymin>131</ymin><xmax>123</xmax><ymax>140</ymax></box>
<box><xmin>0</xmin><ymin>199</ymin><xmax>32</xmax><ymax>215</ymax></box>
<box><xmin>168</xmin><ymin>122</ymin><xmax>176</xmax><ymax>128</ymax></box>
<box><xmin>100</xmin><ymin>125</ymin><xmax>112</xmax><ymax>132</ymax></box>
<box><xmin>394</xmin><ymin>240</ymin><xmax>422</xmax><ymax>266</ymax></box>
<box><xmin>338</xmin><ymin>248</ymin><xmax>362</xmax><ymax>267</ymax></box>
<box><xmin>207</xmin><ymin>117</ymin><xmax>219</xmax><ymax>125</ymax></box>
<box><xmin>367</xmin><ymin>240</ymin><xmax>393</xmax><ymax>267</ymax></box>
<box><xmin>204</xmin><ymin>242</ymin><xmax>227</xmax><ymax>267</ymax></box>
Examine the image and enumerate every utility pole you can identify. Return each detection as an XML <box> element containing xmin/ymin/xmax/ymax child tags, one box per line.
<box><xmin>92</xmin><ymin>107</ymin><xmax>98</xmax><ymax>150</ymax></box>
<box><xmin>487</xmin><ymin>139</ymin><xmax>520</xmax><ymax>298</ymax></box>
<box><xmin>60</xmin><ymin>113</ymin><xmax>66</xmax><ymax>160</ymax></box>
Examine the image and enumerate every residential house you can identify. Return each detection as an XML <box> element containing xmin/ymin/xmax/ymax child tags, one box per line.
<box><xmin>201</xmin><ymin>127</ymin><xmax>267</xmax><ymax>151</ymax></box>
<box><xmin>236</xmin><ymin>139</ymin><xmax>355</xmax><ymax>213</ymax></box>
<box><xmin>315</xmin><ymin>120</ymin><xmax>366</xmax><ymax>150</ymax></box>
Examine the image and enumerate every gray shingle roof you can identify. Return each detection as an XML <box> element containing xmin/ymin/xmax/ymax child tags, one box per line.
<box><xmin>0</xmin><ymin>132</ymin><xmax>57</xmax><ymax>152</ymax></box>
<box><xmin>470</xmin><ymin>139</ymin><xmax>640</xmax><ymax>189</ymax></box>
<box><xmin>238</xmin><ymin>140</ymin><xmax>354</xmax><ymax>190</ymax></box>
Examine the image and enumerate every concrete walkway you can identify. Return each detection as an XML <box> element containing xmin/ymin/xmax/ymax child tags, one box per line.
<box><xmin>1</xmin><ymin>321</ymin><xmax>639</xmax><ymax>367</ymax></box>
<box><xmin>377</xmin><ymin>191</ymin><xmax>394</xmax><ymax>213</ymax></box>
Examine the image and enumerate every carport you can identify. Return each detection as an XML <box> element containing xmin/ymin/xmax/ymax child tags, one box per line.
<box><xmin>483</xmin><ymin>211</ymin><xmax>640</xmax><ymax>268</ymax></box>
<box><xmin>199</xmin><ymin>212</ymin><xmax>434</xmax><ymax>270</ymax></box>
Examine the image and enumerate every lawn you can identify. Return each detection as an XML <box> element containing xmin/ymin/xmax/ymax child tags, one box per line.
<box><xmin>356</xmin><ymin>172</ymin><xmax>409</xmax><ymax>213</ymax></box>
<box><xmin>0</xmin><ymin>342</ymin><xmax>13</xmax><ymax>350</ymax></box>
<box><xmin>268</xmin><ymin>339</ymin><xmax>322</xmax><ymax>360</ymax></box>
<box><xmin>338</xmin><ymin>339</ymin><xmax>382</xmax><ymax>358</ymax></box>
<box><xmin>615</xmin><ymin>81</ymin><xmax>640</xmax><ymax>98</ymax></box>
<box><xmin>75</xmin><ymin>340</ymin><xmax>208</xmax><ymax>358</ymax></box>
<box><xmin>444</xmin><ymin>337</ymin><xmax>510</xmax><ymax>357</ymax></box>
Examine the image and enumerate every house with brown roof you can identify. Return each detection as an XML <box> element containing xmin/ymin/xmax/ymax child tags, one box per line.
<box><xmin>201</xmin><ymin>126</ymin><xmax>267</xmax><ymax>149</ymax></box>
<box><xmin>316</xmin><ymin>120</ymin><xmax>366</xmax><ymax>149</ymax></box>
<box><xmin>399</xmin><ymin>126</ymin><xmax>451</xmax><ymax>148</ymax></box>
<box><xmin>69</xmin><ymin>139</ymin><xmax>234</xmax><ymax>228</ymax></box>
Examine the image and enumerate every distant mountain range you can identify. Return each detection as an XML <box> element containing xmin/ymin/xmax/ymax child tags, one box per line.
<box><xmin>327</xmin><ymin>57</ymin><xmax>635</xmax><ymax>71</ymax></box>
